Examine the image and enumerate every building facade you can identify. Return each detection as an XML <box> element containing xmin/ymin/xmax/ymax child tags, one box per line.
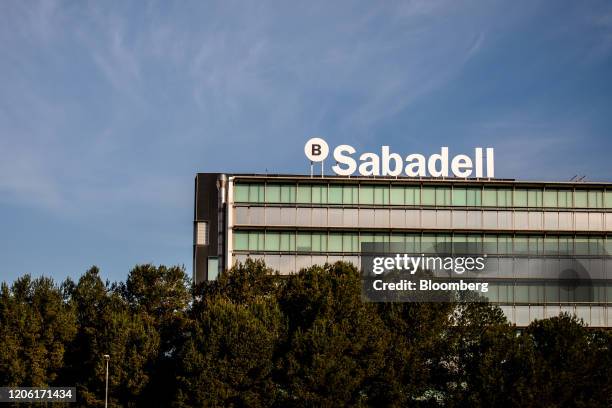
<box><xmin>193</xmin><ymin>173</ymin><xmax>612</xmax><ymax>327</ymax></box>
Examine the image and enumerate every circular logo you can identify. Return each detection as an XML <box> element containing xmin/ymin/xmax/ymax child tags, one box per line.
<box><xmin>304</xmin><ymin>137</ymin><xmax>329</xmax><ymax>162</ymax></box>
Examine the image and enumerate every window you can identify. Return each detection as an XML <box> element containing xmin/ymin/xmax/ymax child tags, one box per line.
<box><xmin>266</xmin><ymin>184</ymin><xmax>281</xmax><ymax>203</ymax></box>
<box><xmin>558</xmin><ymin>190</ymin><xmax>572</xmax><ymax>208</ymax></box>
<box><xmin>280</xmin><ymin>232</ymin><xmax>295</xmax><ymax>251</ymax></box>
<box><xmin>196</xmin><ymin>222</ymin><xmax>208</xmax><ymax>245</ymax></box>
<box><xmin>312</xmin><ymin>184</ymin><xmax>327</xmax><ymax>204</ymax></box>
<box><xmin>374</xmin><ymin>185</ymin><xmax>388</xmax><ymax>205</ymax></box>
<box><xmin>249</xmin><ymin>184</ymin><xmax>264</xmax><ymax>203</ymax></box>
<box><xmin>265</xmin><ymin>232</ymin><xmax>280</xmax><ymax>251</ymax></box>
<box><xmin>280</xmin><ymin>185</ymin><xmax>295</xmax><ymax>203</ymax></box>
<box><xmin>588</xmin><ymin>190</ymin><xmax>603</xmax><ymax>208</ymax></box>
<box><xmin>514</xmin><ymin>189</ymin><xmax>527</xmax><ymax>207</ymax></box>
<box><xmin>406</xmin><ymin>187</ymin><xmax>420</xmax><ymax>205</ymax></box>
<box><xmin>422</xmin><ymin>187</ymin><xmax>436</xmax><ymax>205</ymax></box>
<box><xmin>234</xmin><ymin>231</ymin><xmax>248</xmax><ymax>250</ymax></box>
<box><xmin>234</xmin><ymin>184</ymin><xmax>249</xmax><ymax>202</ymax></box>
<box><xmin>435</xmin><ymin>187</ymin><xmax>451</xmax><ymax>206</ymax></box>
<box><xmin>452</xmin><ymin>188</ymin><xmax>467</xmax><ymax>206</ymax></box>
<box><xmin>466</xmin><ymin>188</ymin><xmax>481</xmax><ymax>206</ymax></box>
<box><xmin>574</xmin><ymin>190</ymin><xmax>588</xmax><ymax>208</ymax></box>
<box><xmin>527</xmin><ymin>189</ymin><xmax>542</xmax><ymax>207</ymax></box>
<box><xmin>208</xmin><ymin>257</ymin><xmax>219</xmax><ymax>280</ymax></box>
<box><xmin>297</xmin><ymin>232</ymin><xmax>312</xmax><ymax>252</ymax></box>
<box><xmin>360</xmin><ymin>185</ymin><xmax>375</xmax><ymax>205</ymax></box>
<box><xmin>543</xmin><ymin>190</ymin><xmax>557</xmax><ymax>207</ymax></box>
<box><xmin>297</xmin><ymin>184</ymin><xmax>311</xmax><ymax>203</ymax></box>
<box><xmin>390</xmin><ymin>186</ymin><xmax>404</xmax><ymax>205</ymax></box>
<box><xmin>328</xmin><ymin>185</ymin><xmax>343</xmax><ymax>204</ymax></box>
<box><xmin>482</xmin><ymin>189</ymin><xmax>496</xmax><ymax>206</ymax></box>
<box><xmin>497</xmin><ymin>189</ymin><xmax>512</xmax><ymax>207</ymax></box>
<box><xmin>329</xmin><ymin>233</ymin><xmax>343</xmax><ymax>252</ymax></box>
<box><xmin>343</xmin><ymin>185</ymin><xmax>358</xmax><ymax>204</ymax></box>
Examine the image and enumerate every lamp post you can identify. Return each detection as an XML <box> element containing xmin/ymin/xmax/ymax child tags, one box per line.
<box><xmin>103</xmin><ymin>354</ymin><xmax>110</xmax><ymax>408</ymax></box>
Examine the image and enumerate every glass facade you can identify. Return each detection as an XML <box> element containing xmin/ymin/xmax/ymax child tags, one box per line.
<box><xmin>215</xmin><ymin>176</ymin><xmax>612</xmax><ymax>326</ymax></box>
<box><xmin>234</xmin><ymin>182</ymin><xmax>612</xmax><ymax>209</ymax></box>
<box><xmin>233</xmin><ymin>230</ymin><xmax>610</xmax><ymax>256</ymax></box>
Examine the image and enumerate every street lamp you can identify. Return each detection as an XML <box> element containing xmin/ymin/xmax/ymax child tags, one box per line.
<box><xmin>103</xmin><ymin>354</ymin><xmax>110</xmax><ymax>408</ymax></box>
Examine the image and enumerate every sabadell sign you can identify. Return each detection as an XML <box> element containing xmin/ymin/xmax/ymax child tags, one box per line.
<box><xmin>304</xmin><ymin>138</ymin><xmax>495</xmax><ymax>178</ymax></box>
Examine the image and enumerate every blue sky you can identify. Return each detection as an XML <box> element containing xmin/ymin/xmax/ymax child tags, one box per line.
<box><xmin>1</xmin><ymin>0</ymin><xmax>611</xmax><ymax>283</ymax></box>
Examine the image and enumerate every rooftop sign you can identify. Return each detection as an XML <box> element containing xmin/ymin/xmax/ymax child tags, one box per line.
<box><xmin>305</xmin><ymin>138</ymin><xmax>494</xmax><ymax>178</ymax></box>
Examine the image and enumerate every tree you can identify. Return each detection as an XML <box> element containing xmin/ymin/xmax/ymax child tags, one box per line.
<box><xmin>0</xmin><ymin>275</ymin><xmax>76</xmax><ymax>387</ymax></box>
<box><xmin>277</xmin><ymin>262</ymin><xmax>390</xmax><ymax>407</ymax></box>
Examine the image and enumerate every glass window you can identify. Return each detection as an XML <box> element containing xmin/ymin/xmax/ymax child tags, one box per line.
<box><xmin>297</xmin><ymin>232</ymin><xmax>311</xmax><ymax>252</ymax></box>
<box><xmin>328</xmin><ymin>185</ymin><xmax>343</xmax><ymax>204</ymax></box>
<box><xmin>329</xmin><ymin>233</ymin><xmax>343</xmax><ymax>252</ymax></box>
<box><xmin>343</xmin><ymin>185</ymin><xmax>358</xmax><ymax>204</ymax></box>
<box><xmin>435</xmin><ymin>187</ymin><xmax>451</xmax><ymax>206</ymax></box>
<box><xmin>483</xmin><ymin>235</ymin><xmax>497</xmax><ymax>254</ymax></box>
<box><xmin>280</xmin><ymin>185</ymin><xmax>295</xmax><ymax>203</ymax></box>
<box><xmin>360</xmin><ymin>185</ymin><xmax>374</xmax><ymax>205</ymax></box>
<box><xmin>452</xmin><ymin>188</ymin><xmax>467</xmax><ymax>206</ymax></box>
<box><xmin>606</xmin><ymin>190</ymin><xmax>612</xmax><ymax>208</ymax></box>
<box><xmin>280</xmin><ymin>232</ymin><xmax>295</xmax><ymax>251</ymax></box>
<box><xmin>297</xmin><ymin>184</ymin><xmax>312</xmax><ymax>203</ymax></box>
<box><xmin>514</xmin><ymin>189</ymin><xmax>527</xmax><ymax>207</ymax></box>
<box><xmin>574</xmin><ymin>190</ymin><xmax>587</xmax><ymax>208</ymax></box>
<box><xmin>390</xmin><ymin>186</ymin><xmax>404</xmax><ymax>205</ymax></box>
<box><xmin>248</xmin><ymin>184</ymin><xmax>265</xmax><ymax>203</ymax></box>
<box><xmin>374</xmin><ymin>185</ymin><xmax>388</xmax><ymax>205</ymax></box>
<box><xmin>421</xmin><ymin>234</ymin><xmax>436</xmax><ymax>253</ymax></box>
<box><xmin>343</xmin><ymin>234</ymin><xmax>358</xmax><ymax>252</ymax></box>
<box><xmin>497</xmin><ymin>189</ymin><xmax>512</xmax><ymax>207</ymax></box>
<box><xmin>482</xmin><ymin>189</ymin><xmax>496</xmax><ymax>206</ymax></box>
<box><xmin>207</xmin><ymin>257</ymin><xmax>219</xmax><ymax>280</ymax></box>
<box><xmin>528</xmin><ymin>189</ymin><xmax>542</xmax><ymax>207</ymax></box>
<box><xmin>515</xmin><ymin>284</ymin><xmax>529</xmax><ymax>303</ymax></box>
<box><xmin>248</xmin><ymin>231</ymin><xmax>264</xmax><ymax>251</ymax></box>
<box><xmin>588</xmin><ymin>190</ymin><xmax>603</xmax><ymax>208</ymax></box>
<box><xmin>558</xmin><ymin>236</ymin><xmax>572</xmax><ymax>254</ymax></box>
<box><xmin>466</xmin><ymin>188</ymin><xmax>481</xmax><ymax>206</ymax></box>
<box><xmin>265</xmin><ymin>232</ymin><xmax>280</xmax><ymax>251</ymax></box>
<box><xmin>514</xmin><ymin>236</ymin><xmax>528</xmax><ymax>254</ymax></box>
<box><xmin>589</xmin><ymin>237</ymin><xmax>603</xmax><ymax>256</ymax></box>
<box><xmin>312</xmin><ymin>184</ymin><xmax>327</xmax><ymax>204</ymax></box>
<box><xmin>312</xmin><ymin>233</ymin><xmax>327</xmax><ymax>252</ymax></box>
<box><xmin>543</xmin><ymin>190</ymin><xmax>557</xmax><ymax>207</ymax></box>
<box><xmin>234</xmin><ymin>231</ymin><xmax>248</xmax><ymax>250</ymax></box>
<box><xmin>498</xmin><ymin>235</ymin><xmax>512</xmax><ymax>254</ymax></box>
<box><xmin>558</xmin><ymin>190</ymin><xmax>572</xmax><ymax>208</ymax></box>
<box><xmin>575</xmin><ymin>236</ymin><xmax>589</xmax><ymax>255</ymax></box>
<box><xmin>543</xmin><ymin>236</ymin><xmax>558</xmax><ymax>254</ymax></box>
<box><xmin>422</xmin><ymin>187</ymin><xmax>436</xmax><ymax>206</ymax></box>
<box><xmin>405</xmin><ymin>234</ymin><xmax>419</xmax><ymax>252</ymax></box>
<box><xmin>266</xmin><ymin>184</ymin><xmax>281</xmax><ymax>203</ymax></box>
<box><xmin>528</xmin><ymin>236</ymin><xmax>542</xmax><ymax>255</ymax></box>
<box><xmin>234</xmin><ymin>184</ymin><xmax>249</xmax><ymax>202</ymax></box>
<box><xmin>406</xmin><ymin>187</ymin><xmax>420</xmax><ymax>205</ymax></box>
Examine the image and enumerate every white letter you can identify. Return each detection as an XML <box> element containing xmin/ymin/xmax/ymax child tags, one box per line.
<box><xmin>359</xmin><ymin>152</ymin><xmax>380</xmax><ymax>176</ymax></box>
<box><xmin>428</xmin><ymin>147</ymin><xmax>449</xmax><ymax>177</ymax></box>
<box><xmin>451</xmin><ymin>154</ymin><xmax>473</xmax><ymax>178</ymax></box>
<box><xmin>405</xmin><ymin>154</ymin><xmax>426</xmax><ymax>177</ymax></box>
<box><xmin>382</xmin><ymin>146</ymin><xmax>402</xmax><ymax>176</ymax></box>
<box><xmin>332</xmin><ymin>145</ymin><xmax>357</xmax><ymax>176</ymax></box>
<box><xmin>373</xmin><ymin>257</ymin><xmax>384</xmax><ymax>275</ymax></box>
<box><xmin>474</xmin><ymin>148</ymin><xmax>483</xmax><ymax>178</ymax></box>
<box><xmin>486</xmin><ymin>148</ymin><xmax>495</xmax><ymax>178</ymax></box>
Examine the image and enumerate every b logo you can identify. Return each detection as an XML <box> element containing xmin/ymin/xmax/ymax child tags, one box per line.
<box><xmin>304</xmin><ymin>137</ymin><xmax>329</xmax><ymax>162</ymax></box>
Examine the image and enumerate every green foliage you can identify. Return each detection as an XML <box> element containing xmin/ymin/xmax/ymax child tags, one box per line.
<box><xmin>1</xmin><ymin>261</ymin><xmax>611</xmax><ymax>407</ymax></box>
